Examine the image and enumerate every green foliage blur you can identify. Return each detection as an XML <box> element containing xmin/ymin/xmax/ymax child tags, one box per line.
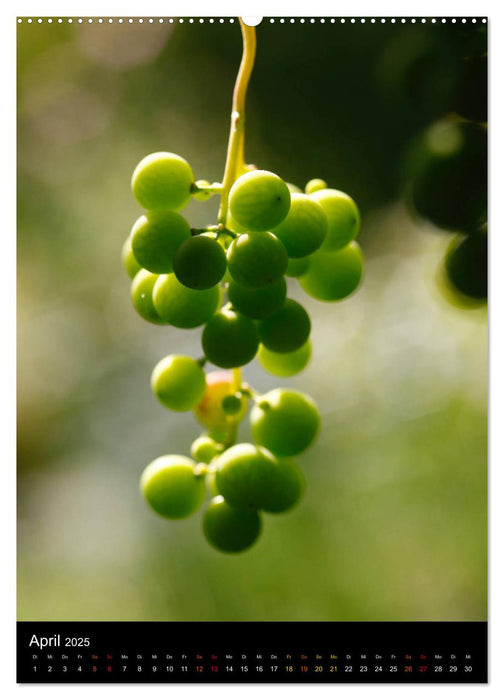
<box><xmin>17</xmin><ymin>18</ymin><xmax>486</xmax><ymax>621</ymax></box>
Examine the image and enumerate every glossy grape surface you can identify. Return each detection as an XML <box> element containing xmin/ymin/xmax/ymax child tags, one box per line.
<box><xmin>194</xmin><ymin>371</ymin><xmax>248</xmax><ymax>431</ymax></box>
<box><xmin>229</xmin><ymin>170</ymin><xmax>291</xmax><ymax>231</ymax></box>
<box><xmin>121</xmin><ymin>237</ymin><xmax>142</xmax><ymax>279</ymax></box>
<box><xmin>310</xmin><ymin>188</ymin><xmax>361</xmax><ymax>251</ymax></box>
<box><xmin>272</xmin><ymin>193</ymin><xmax>327</xmax><ymax>258</ymax></box>
<box><xmin>131</xmin><ymin>269</ymin><xmax>166</xmax><ymax>324</ymax></box>
<box><xmin>299</xmin><ymin>242</ymin><xmax>363</xmax><ymax>301</ymax></box>
<box><xmin>258</xmin><ymin>340</ymin><xmax>311</xmax><ymax>377</ymax></box>
<box><xmin>227</xmin><ymin>231</ymin><xmax>288</xmax><ymax>289</ymax></box>
<box><xmin>215</xmin><ymin>443</ymin><xmax>280</xmax><ymax>510</ymax></box>
<box><xmin>202</xmin><ymin>496</ymin><xmax>262</xmax><ymax>553</ymax></box>
<box><xmin>151</xmin><ymin>355</ymin><xmax>206</xmax><ymax>411</ymax></box>
<box><xmin>131</xmin><ymin>210</ymin><xmax>191</xmax><ymax>274</ymax></box>
<box><xmin>228</xmin><ymin>277</ymin><xmax>287</xmax><ymax>319</ymax></box>
<box><xmin>153</xmin><ymin>274</ymin><xmax>220</xmax><ymax>328</ymax></box>
<box><xmin>173</xmin><ymin>235</ymin><xmax>227</xmax><ymax>290</ymax></box>
<box><xmin>257</xmin><ymin>299</ymin><xmax>311</xmax><ymax>353</ymax></box>
<box><xmin>191</xmin><ymin>436</ymin><xmax>224</xmax><ymax>463</ymax></box>
<box><xmin>202</xmin><ymin>308</ymin><xmax>259</xmax><ymax>368</ymax></box>
<box><xmin>140</xmin><ymin>455</ymin><xmax>205</xmax><ymax>519</ymax></box>
<box><xmin>132</xmin><ymin>152</ymin><xmax>194</xmax><ymax>211</ymax></box>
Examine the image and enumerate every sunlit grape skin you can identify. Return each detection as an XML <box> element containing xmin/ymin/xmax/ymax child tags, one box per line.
<box><xmin>140</xmin><ymin>455</ymin><xmax>205</xmax><ymax>519</ymax></box>
<box><xmin>257</xmin><ymin>299</ymin><xmax>311</xmax><ymax>354</ymax></box>
<box><xmin>153</xmin><ymin>273</ymin><xmax>221</xmax><ymax>328</ymax></box>
<box><xmin>191</xmin><ymin>435</ymin><xmax>224</xmax><ymax>463</ymax></box>
<box><xmin>130</xmin><ymin>269</ymin><xmax>167</xmax><ymax>325</ymax></box>
<box><xmin>229</xmin><ymin>170</ymin><xmax>291</xmax><ymax>231</ymax></box>
<box><xmin>194</xmin><ymin>371</ymin><xmax>249</xmax><ymax>432</ymax></box>
<box><xmin>121</xmin><ymin>237</ymin><xmax>142</xmax><ymax>279</ymax></box>
<box><xmin>299</xmin><ymin>241</ymin><xmax>363</xmax><ymax>302</ymax></box>
<box><xmin>310</xmin><ymin>188</ymin><xmax>360</xmax><ymax>251</ymax></box>
<box><xmin>173</xmin><ymin>234</ymin><xmax>227</xmax><ymax>290</ymax></box>
<box><xmin>202</xmin><ymin>308</ymin><xmax>259</xmax><ymax>369</ymax></box>
<box><xmin>131</xmin><ymin>210</ymin><xmax>191</xmax><ymax>274</ymax></box>
<box><xmin>272</xmin><ymin>193</ymin><xmax>328</xmax><ymax>258</ymax></box>
<box><xmin>215</xmin><ymin>443</ymin><xmax>278</xmax><ymax>510</ymax></box>
<box><xmin>260</xmin><ymin>458</ymin><xmax>305</xmax><ymax>513</ymax></box>
<box><xmin>228</xmin><ymin>277</ymin><xmax>287</xmax><ymax>319</ymax></box>
<box><xmin>132</xmin><ymin>152</ymin><xmax>194</xmax><ymax>211</ymax></box>
<box><xmin>250</xmin><ymin>389</ymin><xmax>320</xmax><ymax>457</ymax></box>
<box><xmin>258</xmin><ymin>340</ymin><xmax>312</xmax><ymax>377</ymax></box>
<box><xmin>202</xmin><ymin>496</ymin><xmax>262</xmax><ymax>553</ymax></box>
<box><xmin>227</xmin><ymin>231</ymin><xmax>288</xmax><ymax>289</ymax></box>
<box><xmin>151</xmin><ymin>355</ymin><xmax>206</xmax><ymax>412</ymax></box>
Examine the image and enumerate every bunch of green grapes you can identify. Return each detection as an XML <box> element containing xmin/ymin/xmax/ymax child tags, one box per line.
<box><xmin>122</xmin><ymin>152</ymin><xmax>363</xmax><ymax>553</ymax></box>
<box><xmin>407</xmin><ymin>32</ymin><xmax>487</xmax><ymax>307</ymax></box>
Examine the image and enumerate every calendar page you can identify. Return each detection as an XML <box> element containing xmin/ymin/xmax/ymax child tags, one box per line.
<box><xmin>16</xmin><ymin>14</ymin><xmax>488</xmax><ymax>684</ymax></box>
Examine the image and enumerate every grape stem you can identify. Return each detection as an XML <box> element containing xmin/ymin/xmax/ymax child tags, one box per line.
<box><xmin>217</xmin><ymin>18</ymin><xmax>256</xmax><ymax>227</ymax></box>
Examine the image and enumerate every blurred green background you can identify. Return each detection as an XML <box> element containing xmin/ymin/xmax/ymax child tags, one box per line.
<box><xmin>17</xmin><ymin>18</ymin><xmax>487</xmax><ymax>621</ymax></box>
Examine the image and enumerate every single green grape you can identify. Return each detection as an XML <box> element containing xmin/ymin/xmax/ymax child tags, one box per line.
<box><xmin>259</xmin><ymin>458</ymin><xmax>305</xmax><ymax>513</ymax></box>
<box><xmin>257</xmin><ymin>340</ymin><xmax>312</xmax><ymax>377</ymax></box>
<box><xmin>132</xmin><ymin>152</ymin><xmax>194</xmax><ymax>211</ymax></box>
<box><xmin>202</xmin><ymin>308</ymin><xmax>259</xmax><ymax>368</ymax></box>
<box><xmin>286</xmin><ymin>257</ymin><xmax>309</xmax><ymax>278</ymax></box>
<box><xmin>192</xmin><ymin>179</ymin><xmax>213</xmax><ymax>202</ymax></box>
<box><xmin>202</xmin><ymin>496</ymin><xmax>262</xmax><ymax>553</ymax></box>
<box><xmin>191</xmin><ymin>435</ymin><xmax>224</xmax><ymax>463</ymax></box>
<box><xmin>444</xmin><ymin>233</ymin><xmax>487</xmax><ymax>300</ymax></box>
<box><xmin>153</xmin><ymin>273</ymin><xmax>220</xmax><ymax>328</ymax></box>
<box><xmin>299</xmin><ymin>241</ymin><xmax>363</xmax><ymax>302</ymax></box>
<box><xmin>257</xmin><ymin>299</ymin><xmax>311</xmax><ymax>353</ymax></box>
<box><xmin>205</xmin><ymin>472</ymin><xmax>221</xmax><ymax>497</ymax></box>
<box><xmin>131</xmin><ymin>269</ymin><xmax>167</xmax><ymax>325</ymax></box>
<box><xmin>194</xmin><ymin>371</ymin><xmax>249</xmax><ymax>431</ymax></box>
<box><xmin>286</xmin><ymin>182</ymin><xmax>303</xmax><ymax>194</ymax></box>
<box><xmin>215</xmin><ymin>443</ymin><xmax>279</xmax><ymax>510</ymax></box>
<box><xmin>229</xmin><ymin>170</ymin><xmax>291</xmax><ymax>231</ymax></box>
<box><xmin>250</xmin><ymin>389</ymin><xmax>320</xmax><ymax>457</ymax></box>
<box><xmin>221</xmin><ymin>394</ymin><xmax>242</xmax><ymax>415</ymax></box>
<box><xmin>305</xmin><ymin>178</ymin><xmax>328</xmax><ymax>194</ymax></box>
<box><xmin>228</xmin><ymin>277</ymin><xmax>287</xmax><ymax>319</ymax></box>
<box><xmin>130</xmin><ymin>210</ymin><xmax>191</xmax><ymax>274</ymax></box>
<box><xmin>227</xmin><ymin>231</ymin><xmax>288</xmax><ymax>289</ymax></box>
<box><xmin>151</xmin><ymin>355</ymin><xmax>206</xmax><ymax>411</ymax></box>
<box><xmin>173</xmin><ymin>235</ymin><xmax>227</xmax><ymax>290</ymax></box>
<box><xmin>140</xmin><ymin>455</ymin><xmax>205</xmax><ymax>519</ymax></box>
<box><xmin>272</xmin><ymin>193</ymin><xmax>327</xmax><ymax>258</ymax></box>
<box><xmin>310</xmin><ymin>189</ymin><xmax>360</xmax><ymax>251</ymax></box>
<box><xmin>121</xmin><ymin>236</ymin><xmax>142</xmax><ymax>279</ymax></box>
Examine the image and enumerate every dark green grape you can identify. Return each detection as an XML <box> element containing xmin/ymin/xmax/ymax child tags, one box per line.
<box><xmin>151</xmin><ymin>355</ymin><xmax>206</xmax><ymax>411</ymax></box>
<box><xmin>259</xmin><ymin>458</ymin><xmax>305</xmax><ymax>513</ymax></box>
<box><xmin>305</xmin><ymin>178</ymin><xmax>327</xmax><ymax>194</ymax></box>
<box><xmin>454</xmin><ymin>53</ymin><xmax>487</xmax><ymax>123</ymax></box>
<box><xmin>272</xmin><ymin>193</ymin><xmax>327</xmax><ymax>258</ymax></box>
<box><xmin>131</xmin><ymin>269</ymin><xmax>167</xmax><ymax>325</ymax></box>
<box><xmin>131</xmin><ymin>210</ymin><xmax>191</xmax><ymax>274</ymax></box>
<box><xmin>411</xmin><ymin>120</ymin><xmax>487</xmax><ymax>232</ymax></box>
<box><xmin>228</xmin><ymin>277</ymin><xmax>287</xmax><ymax>319</ymax></box>
<box><xmin>221</xmin><ymin>394</ymin><xmax>243</xmax><ymax>415</ymax></box>
<box><xmin>140</xmin><ymin>455</ymin><xmax>205</xmax><ymax>519</ymax></box>
<box><xmin>250</xmin><ymin>389</ymin><xmax>320</xmax><ymax>457</ymax></box>
<box><xmin>173</xmin><ymin>235</ymin><xmax>227</xmax><ymax>290</ymax></box>
<box><xmin>153</xmin><ymin>274</ymin><xmax>220</xmax><ymax>328</ymax></box>
<box><xmin>202</xmin><ymin>496</ymin><xmax>262</xmax><ymax>553</ymax></box>
<box><xmin>201</xmin><ymin>309</ymin><xmax>259</xmax><ymax>368</ymax></box>
<box><xmin>229</xmin><ymin>170</ymin><xmax>291</xmax><ymax>231</ymax></box>
<box><xmin>444</xmin><ymin>234</ymin><xmax>487</xmax><ymax>300</ymax></box>
<box><xmin>121</xmin><ymin>236</ymin><xmax>142</xmax><ymax>278</ymax></box>
<box><xmin>227</xmin><ymin>231</ymin><xmax>288</xmax><ymax>289</ymax></box>
<box><xmin>258</xmin><ymin>340</ymin><xmax>311</xmax><ymax>377</ymax></box>
<box><xmin>191</xmin><ymin>435</ymin><xmax>224</xmax><ymax>463</ymax></box>
<box><xmin>286</xmin><ymin>257</ymin><xmax>309</xmax><ymax>278</ymax></box>
<box><xmin>310</xmin><ymin>189</ymin><xmax>361</xmax><ymax>251</ymax></box>
<box><xmin>299</xmin><ymin>242</ymin><xmax>363</xmax><ymax>302</ymax></box>
<box><xmin>257</xmin><ymin>299</ymin><xmax>311</xmax><ymax>353</ymax></box>
<box><xmin>215</xmin><ymin>443</ymin><xmax>278</xmax><ymax>509</ymax></box>
<box><xmin>132</xmin><ymin>152</ymin><xmax>194</xmax><ymax>211</ymax></box>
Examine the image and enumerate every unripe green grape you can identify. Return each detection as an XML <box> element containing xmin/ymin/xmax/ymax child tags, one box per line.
<box><xmin>131</xmin><ymin>210</ymin><xmax>191</xmax><ymax>274</ymax></box>
<box><xmin>305</xmin><ymin>178</ymin><xmax>328</xmax><ymax>194</ymax></box>
<box><xmin>221</xmin><ymin>394</ymin><xmax>242</xmax><ymax>415</ymax></box>
<box><xmin>228</xmin><ymin>277</ymin><xmax>287</xmax><ymax>319</ymax></box>
<box><xmin>286</xmin><ymin>257</ymin><xmax>309</xmax><ymax>278</ymax></box>
<box><xmin>202</xmin><ymin>496</ymin><xmax>262</xmax><ymax>553</ymax></box>
<box><xmin>272</xmin><ymin>193</ymin><xmax>327</xmax><ymax>258</ymax></box>
<box><xmin>205</xmin><ymin>472</ymin><xmax>221</xmax><ymax>497</ymax></box>
<box><xmin>132</xmin><ymin>152</ymin><xmax>194</xmax><ymax>211</ymax></box>
<box><xmin>258</xmin><ymin>340</ymin><xmax>311</xmax><ymax>377</ymax></box>
<box><xmin>227</xmin><ymin>231</ymin><xmax>288</xmax><ymax>289</ymax></box>
<box><xmin>299</xmin><ymin>242</ymin><xmax>363</xmax><ymax>302</ymax></box>
<box><xmin>151</xmin><ymin>355</ymin><xmax>206</xmax><ymax>411</ymax></box>
<box><xmin>286</xmin><ymin>182</ymin><xmax>303</xmax><ymax>194</ymax></box>
<box><xmin>173</xmin><ymin>235</ymin><xmax>227</xmax><ymax>290</ymax></box>
<box><xmin>121</xmin><ymin>236</ymin><xmax>142</xmax><ymax>278</ymax></box>
<box><xmin>153</xmin><ymin>274</ymin><xmax>220</xmax><ymax>328</ymax></box>
<box><xmin>192</xmin><ymin>179</ymin><xmax>213</xmax><ymax>202</ymax></box>
<box><xmin>310</xmin><ymin>189</ymin><xmax>360</xmax><ymax>251</ymax></box>
<box><xmin>131</xmin><ymin>269</ymin><xmax>167</xmax><ymax>325</ymax></box>
<box><xmin>250</xmin><ymin>389</ymin><xmax>320</xmax><ymax>457</ymax></box>
<box><xmin>444</xmin><ymin>233</ymin><xmax>487</xmax><ymax>300</ymax></box>
<box><xmin>259</xmin><ymin>458</ymin><xmax>305</xmax><ymax>513</ymax></box>
<box><xmin>257</xmin><ymin>299</ymin><xmax>311</xmax><ymax>354</ymax></box>
<box><xmin>194</xmin><ymin>371</ymin><xmax>248</xmax><ymax>431</ymax></box>
<box><xmin>202</xmin><ymin>308</ymin><xmax>259</xmax><ymax>369</ymax></box>
<box><xmin>215</xmin><ymin>443</ymin><xmax>280</xmax><ymax>510</ymax></box>
<box><xmin>191</xmin><ymin>435</ymin><xmax>224</xmax><ymax>463</ymax></box>
<box><xmin>140</xmin><ymin>455</ymin><xmax>205</xmax><ymax>519</ymax></box>
<box><xmin>229</xmin><ymin>170</ymin><xmax>291</xmax><ymax>231</ymax></box>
